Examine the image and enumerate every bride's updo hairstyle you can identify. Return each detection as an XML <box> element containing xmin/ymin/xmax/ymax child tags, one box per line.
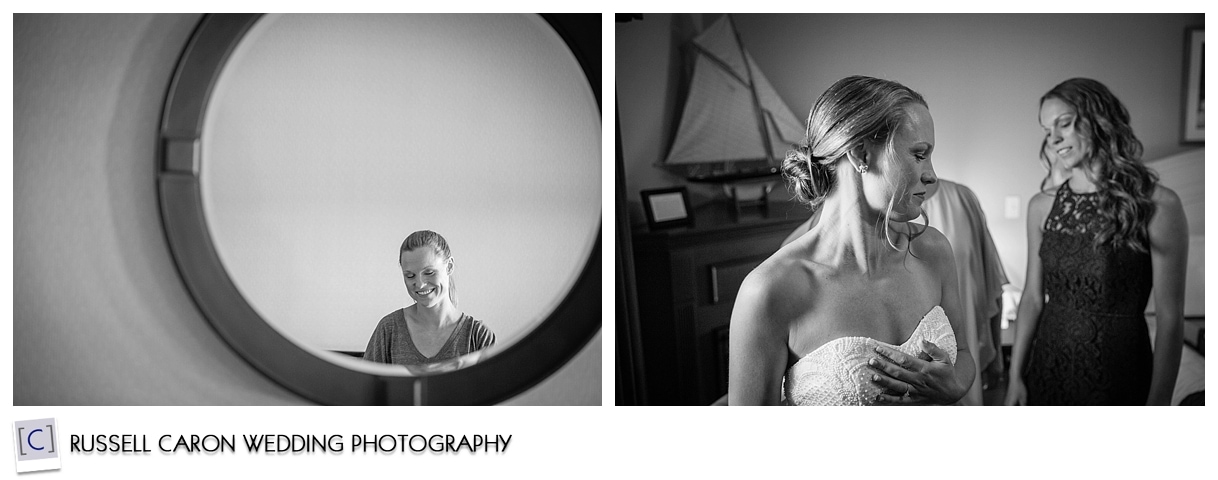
<box><xmin>782</xmin><ymin>75</ymin><xmax>928</xmax><ymax>211</ymax></box>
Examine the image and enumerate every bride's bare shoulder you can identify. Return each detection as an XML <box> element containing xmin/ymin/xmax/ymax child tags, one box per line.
<box><xmin>912</xmin><ymin>225</ymin><xmax>951</xmax><ymax>254</ymax></box>
<box><xmin>733</xmin><ymin>248</ymin><xmax>815</xmax><ymax>326</ymax></box>
<box><xmin>910</xmin><ymin>225</ymin><xmax>955</xmax><ymax>273</ymax></box>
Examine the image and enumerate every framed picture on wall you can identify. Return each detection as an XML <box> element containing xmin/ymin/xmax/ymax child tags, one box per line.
<box><xmin>1182</xmin><ymin>27</ymin><xmax>1204</xmax><ymax>144</ymax></box>
<box><xmin>640</xmin><ymin>186</ymin><xmax>694</xmax><ymax>229</ymax></box>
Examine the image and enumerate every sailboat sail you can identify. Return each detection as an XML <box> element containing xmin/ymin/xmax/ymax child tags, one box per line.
<box><xmin>663</xmin><ymin>15</ymin><xmax>805</xmax><ymax>168</ymax></box>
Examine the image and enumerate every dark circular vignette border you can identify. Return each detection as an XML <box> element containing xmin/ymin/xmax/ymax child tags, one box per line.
<box><xmin>157</xmin><ymin>13</ymin><xmax>602</xmax><ymax>405</ymax></box>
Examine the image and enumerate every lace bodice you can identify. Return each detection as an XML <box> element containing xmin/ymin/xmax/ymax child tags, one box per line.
<box><xmin>1040</xmin><ymin>184</ymin><xmax>1152</xmax><ymax>315</ymax></box>
<box><xmin>783</xmin><ymin>306</ymin><xmax>957</xmax><ymax>406</ymax></box>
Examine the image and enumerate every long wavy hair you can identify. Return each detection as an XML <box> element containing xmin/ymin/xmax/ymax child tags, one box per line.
<box><xmin>400</xmin><ymin>230</ymin><xmax>457</xmax><ymax>306</ymax></box>
<box><xmin>781</xmin><ymin>75</ymin><xmax>929</xmax><ymax>250</ymax></box>
<box><xmin>1039</xmin><ymin>78</ymin><xmax>1158</xmax><ymax>253</ymax></box>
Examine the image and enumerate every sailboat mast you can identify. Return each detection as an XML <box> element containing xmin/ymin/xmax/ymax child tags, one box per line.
<box><xmin>729</xmin><ymin>14</ymin><xmax>774</xmax><ymax>164</ymax></box>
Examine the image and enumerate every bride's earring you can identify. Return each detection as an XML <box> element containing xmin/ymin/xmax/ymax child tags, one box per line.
<box><xmin>848</xmin><ymin>146</ymin><xmax>869</xmax><ymax>175</ymax></box>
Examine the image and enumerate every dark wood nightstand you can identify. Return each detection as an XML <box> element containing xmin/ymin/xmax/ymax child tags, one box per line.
<box><xmin>631</xmin><ymin>200</ymin><xmax>811</xmax><ymax>405</ymax></box>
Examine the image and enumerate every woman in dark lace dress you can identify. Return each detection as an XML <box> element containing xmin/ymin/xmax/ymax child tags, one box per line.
<box><xmin>1005</xmin><ymin>78</ymin><xmax>1188</xmax><ymax>405</ymax></box>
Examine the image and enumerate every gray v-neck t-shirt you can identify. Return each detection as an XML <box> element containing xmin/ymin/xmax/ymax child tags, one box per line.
<box><xmin>363</xmin><ymin>309</ymin><xmax>495</xmax><ymax>365</ymax></box>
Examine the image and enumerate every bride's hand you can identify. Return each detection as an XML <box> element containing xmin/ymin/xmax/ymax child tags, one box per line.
<box><xmin>868</xmin><ymin>339</ymin><xmax>966</xmax><ymax>405</ymax></box>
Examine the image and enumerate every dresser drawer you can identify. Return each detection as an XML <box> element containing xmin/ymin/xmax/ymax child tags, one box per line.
<box><xmin>631</xmin><ymin>201</ymin><xmax>811</xmax><ymax>404</ymax></box>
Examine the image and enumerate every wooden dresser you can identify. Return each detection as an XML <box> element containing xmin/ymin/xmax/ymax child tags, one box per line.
<box><xmin>631</xmin><ymin>201</ymin><xmax>812</xmax><ymax>405</ymax></box>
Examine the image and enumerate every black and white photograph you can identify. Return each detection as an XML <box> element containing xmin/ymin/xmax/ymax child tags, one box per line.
<box><xmin>6</xmin><ymin>7</ymin><xmax>1215</xmax><ymax>479</ymax></box>
<box><xmin>14</xmin><ymin>13</ymin><xmax>601</xmax><ymax>406</ymax></box>
<box><xmin>616</xmin><ymin>13</ymin><xmax>1205</xmax><ymax>406</ymax></box>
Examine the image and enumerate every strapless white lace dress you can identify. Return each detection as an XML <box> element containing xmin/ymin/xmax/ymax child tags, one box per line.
<box><xmin>784</xmin><ymin>306</ymin><xmax>957</xmax><ymax>406</ymax></box>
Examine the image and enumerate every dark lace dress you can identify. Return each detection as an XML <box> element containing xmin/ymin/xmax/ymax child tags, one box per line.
<box><xmin>1024</xmin><ymin>184</ymin><xmax>1153</xmax><ymax>405</ymax></box>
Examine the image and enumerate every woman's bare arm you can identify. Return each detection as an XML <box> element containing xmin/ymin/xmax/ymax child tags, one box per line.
<box><xmin>727</xmin><ymin>267</ymin><xmax>790</xmax><ymax>406</ymax></box>
<box><xmin>934</xmin><ymin>226</ymin><xmax>976</xmax><ymax>404</ymax></box>
<box><xmin>1005</xmin><ymin>192</ymin><xmax>1054</xmax><ymax>405</ymax></box>
<box><xmin>1146</xmin><ymin>186</ymin><xmax>1188</xmax><ymax>405</ymax></box>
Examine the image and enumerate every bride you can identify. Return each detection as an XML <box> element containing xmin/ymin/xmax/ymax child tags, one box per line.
<box><xmin>728</xmin><ymin>76</ymin><xmax>975</xmax><ymax>406</ymax></box>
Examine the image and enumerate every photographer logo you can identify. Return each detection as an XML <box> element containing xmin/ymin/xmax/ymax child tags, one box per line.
<box><xmin>12</xmin><ymin>418</ymin><xmax>60</xmax><ymax>473</ymax></box>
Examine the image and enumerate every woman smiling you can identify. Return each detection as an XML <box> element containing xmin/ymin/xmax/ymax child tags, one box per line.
<box><xmin>363</xmin><ymin>230</ymin><xmax>495</xmax><ymax>367</ymax></box>
<box><xmin>1005</xmin><ymin>78</ymin><xmax>1187</xmax><ymax>405</ymax></box>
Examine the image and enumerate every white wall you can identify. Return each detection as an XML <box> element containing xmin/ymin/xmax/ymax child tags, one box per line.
<box><xmin>617</xmin><ymin>13</ymin><xmax>1204</xmax><ymax>287</ymax></box>
<box><xmin>13</xmin><ymin>13</ymin><xmax>600</xmax><ymax>406</ymax></box>
<box><xmin>201</xmin><ymin>14</ymin><xmax>600</xmax><ymax>353</ymax></box>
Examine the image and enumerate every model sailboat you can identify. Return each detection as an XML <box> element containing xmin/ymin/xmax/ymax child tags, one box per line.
<box><xmin>661</xmin><ymin>14</ymin><xmax>805</xmax><ymax>183</ymax></box>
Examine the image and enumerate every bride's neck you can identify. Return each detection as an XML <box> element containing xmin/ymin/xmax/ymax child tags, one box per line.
<box><xmin>809</xmin><ymin>183</ymin><xmax>904</xmax><ymax>274</ymax></box>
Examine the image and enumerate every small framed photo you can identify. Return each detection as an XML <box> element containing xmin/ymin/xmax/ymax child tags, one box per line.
<box><xmin>640</xmin><ymin>186</ymin><xmax>694</xmax><ymax>229</ymax></box>
<box><xmin>1181</xmin><ymin>27</ymin><xmax>1204</xmax><ymax>144</ymax></box>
